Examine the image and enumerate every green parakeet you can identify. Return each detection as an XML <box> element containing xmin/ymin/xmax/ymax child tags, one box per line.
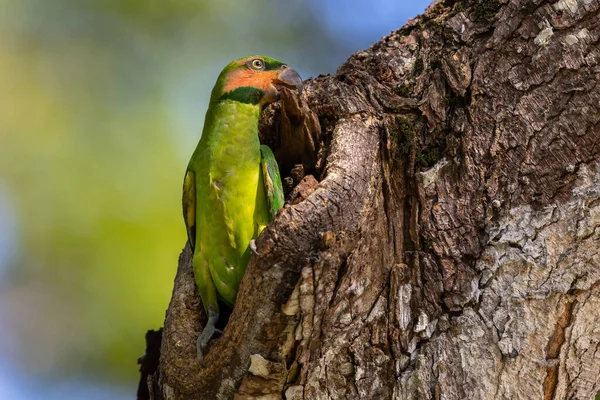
<box><xmin>182</xmin><ymin>56</ymin><xmax>302</xmax><ymax>359</ymax></box>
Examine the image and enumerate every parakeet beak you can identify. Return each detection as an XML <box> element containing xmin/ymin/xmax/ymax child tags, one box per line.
<box><xmin>274</xmin><ymin>66</ymin><xmax>303</xmax><ymax>93</ymax></box>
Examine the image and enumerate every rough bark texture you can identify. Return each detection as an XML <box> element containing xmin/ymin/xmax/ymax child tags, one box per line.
<box><xmin>147</xmin><ymin>0</ymin><xmax>600</xmax><ymax>398</ymax></box>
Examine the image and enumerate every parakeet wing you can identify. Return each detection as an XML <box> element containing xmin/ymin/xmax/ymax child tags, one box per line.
<box><xmin>260</xmin><ymin>145</ymin><xmax>284</xmax><ymax>219</ymax></box>
<box><xmin>182</xmin><ymin>169</ymin><xmax>197</xmax><ymax>251</ymax></box>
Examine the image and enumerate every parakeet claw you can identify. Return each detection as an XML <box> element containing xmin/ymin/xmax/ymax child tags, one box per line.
<box><xmin>249</xmin><ymin>239</ymin><xmax>258</xmax><ymax>255</ymax></box>
<box><xmin>197</xmin><ymin>307</ymin><xmax>220</xmax><ymax>361</ymax></box>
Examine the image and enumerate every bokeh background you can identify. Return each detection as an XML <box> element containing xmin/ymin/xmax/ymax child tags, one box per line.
<box><xmin>0</xmin><ymin>1</ymin><xmax>428</xmax><ymax>398</ymax></box>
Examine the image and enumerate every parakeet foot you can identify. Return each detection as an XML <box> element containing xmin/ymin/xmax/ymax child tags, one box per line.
<box><xmin>197</xmin><ymin>307</ymin><xmax>219</xmax><ymax>361</ymax></box>
<box><xmin>249</xmin><ymin>239</ymin><xmax>258</xmax><ymax>255</ymax></box>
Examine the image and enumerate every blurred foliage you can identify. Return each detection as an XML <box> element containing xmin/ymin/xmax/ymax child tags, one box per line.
<box><xmin>0</xmin><ymin>3</ymin><xmax>185</xmax><ymax>383</ymax></box>
<box><xmin>0</xmin><ymin>0</ymin><xmax>340</xmax><ymax>387</ymax></box>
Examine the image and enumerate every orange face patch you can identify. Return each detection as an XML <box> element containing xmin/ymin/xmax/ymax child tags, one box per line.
<box><xmin>222</xmin><ymin>68</ymin><xmax>280</xmax><ymax>96</ymax></box>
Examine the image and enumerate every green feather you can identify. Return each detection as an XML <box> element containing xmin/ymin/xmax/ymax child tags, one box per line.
<box><xmin>260</xmin><ymin>145</ymin><xmax>284</xmax><ymax>219</ymax></box>
<box><xmin>219</xmin><ymin>86</ymin><xmax>264</xmax><ymax>105</ymax></box>
<box><xmin>183</xmin><ymin>57</ymin><xmax>287</xmax><ymax>312</ymax></box>
<box><xmin>182</xmin><ymin>55</ymin><xmax>297</xmax><ymax>359</ymax></box>
<box><xmin>264</xmin><ymin>59</ymin><xmax>284</xmax><ymax>70</ymax></box>
<box><xmin>184</xmin><ymin>99</ymin><xmax>264</xmax><ymax>308</ymax></box>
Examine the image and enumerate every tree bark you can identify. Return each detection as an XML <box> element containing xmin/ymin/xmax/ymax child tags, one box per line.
<box><xmin>144</xmin><ymin>0</ymin><xmax>600</xmax><ymax>398</ymax></box>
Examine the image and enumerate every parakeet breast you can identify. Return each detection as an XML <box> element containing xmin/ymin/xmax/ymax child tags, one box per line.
<box><xmin>189</xmin><ymin>100</ymin><xmax>270</xmax><ymax>305</ymax></box>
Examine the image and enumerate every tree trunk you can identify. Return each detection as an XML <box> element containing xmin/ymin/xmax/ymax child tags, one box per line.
<box><xmin>141</xmin><ymin>0</ymin><xmax>600</xmax><ymax>398</ymax></box>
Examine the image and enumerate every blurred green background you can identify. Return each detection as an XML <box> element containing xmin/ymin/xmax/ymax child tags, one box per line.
<box><xmin>0</xmin><ymin>0</ymin><xmax>427</xmax><ymax>398</ymax></box>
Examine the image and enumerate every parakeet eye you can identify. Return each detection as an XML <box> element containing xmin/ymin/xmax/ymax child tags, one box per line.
<box><xmin>250</xmin><ymin>59</ymin><xmax>264</xmax><ymax>70</ymax></box>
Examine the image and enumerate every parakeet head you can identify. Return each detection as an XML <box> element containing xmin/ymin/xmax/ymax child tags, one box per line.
<box><xmin>210</xmin><ymin>55</ymin><xmax>303</xmax><ymax>107</ymax></box>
